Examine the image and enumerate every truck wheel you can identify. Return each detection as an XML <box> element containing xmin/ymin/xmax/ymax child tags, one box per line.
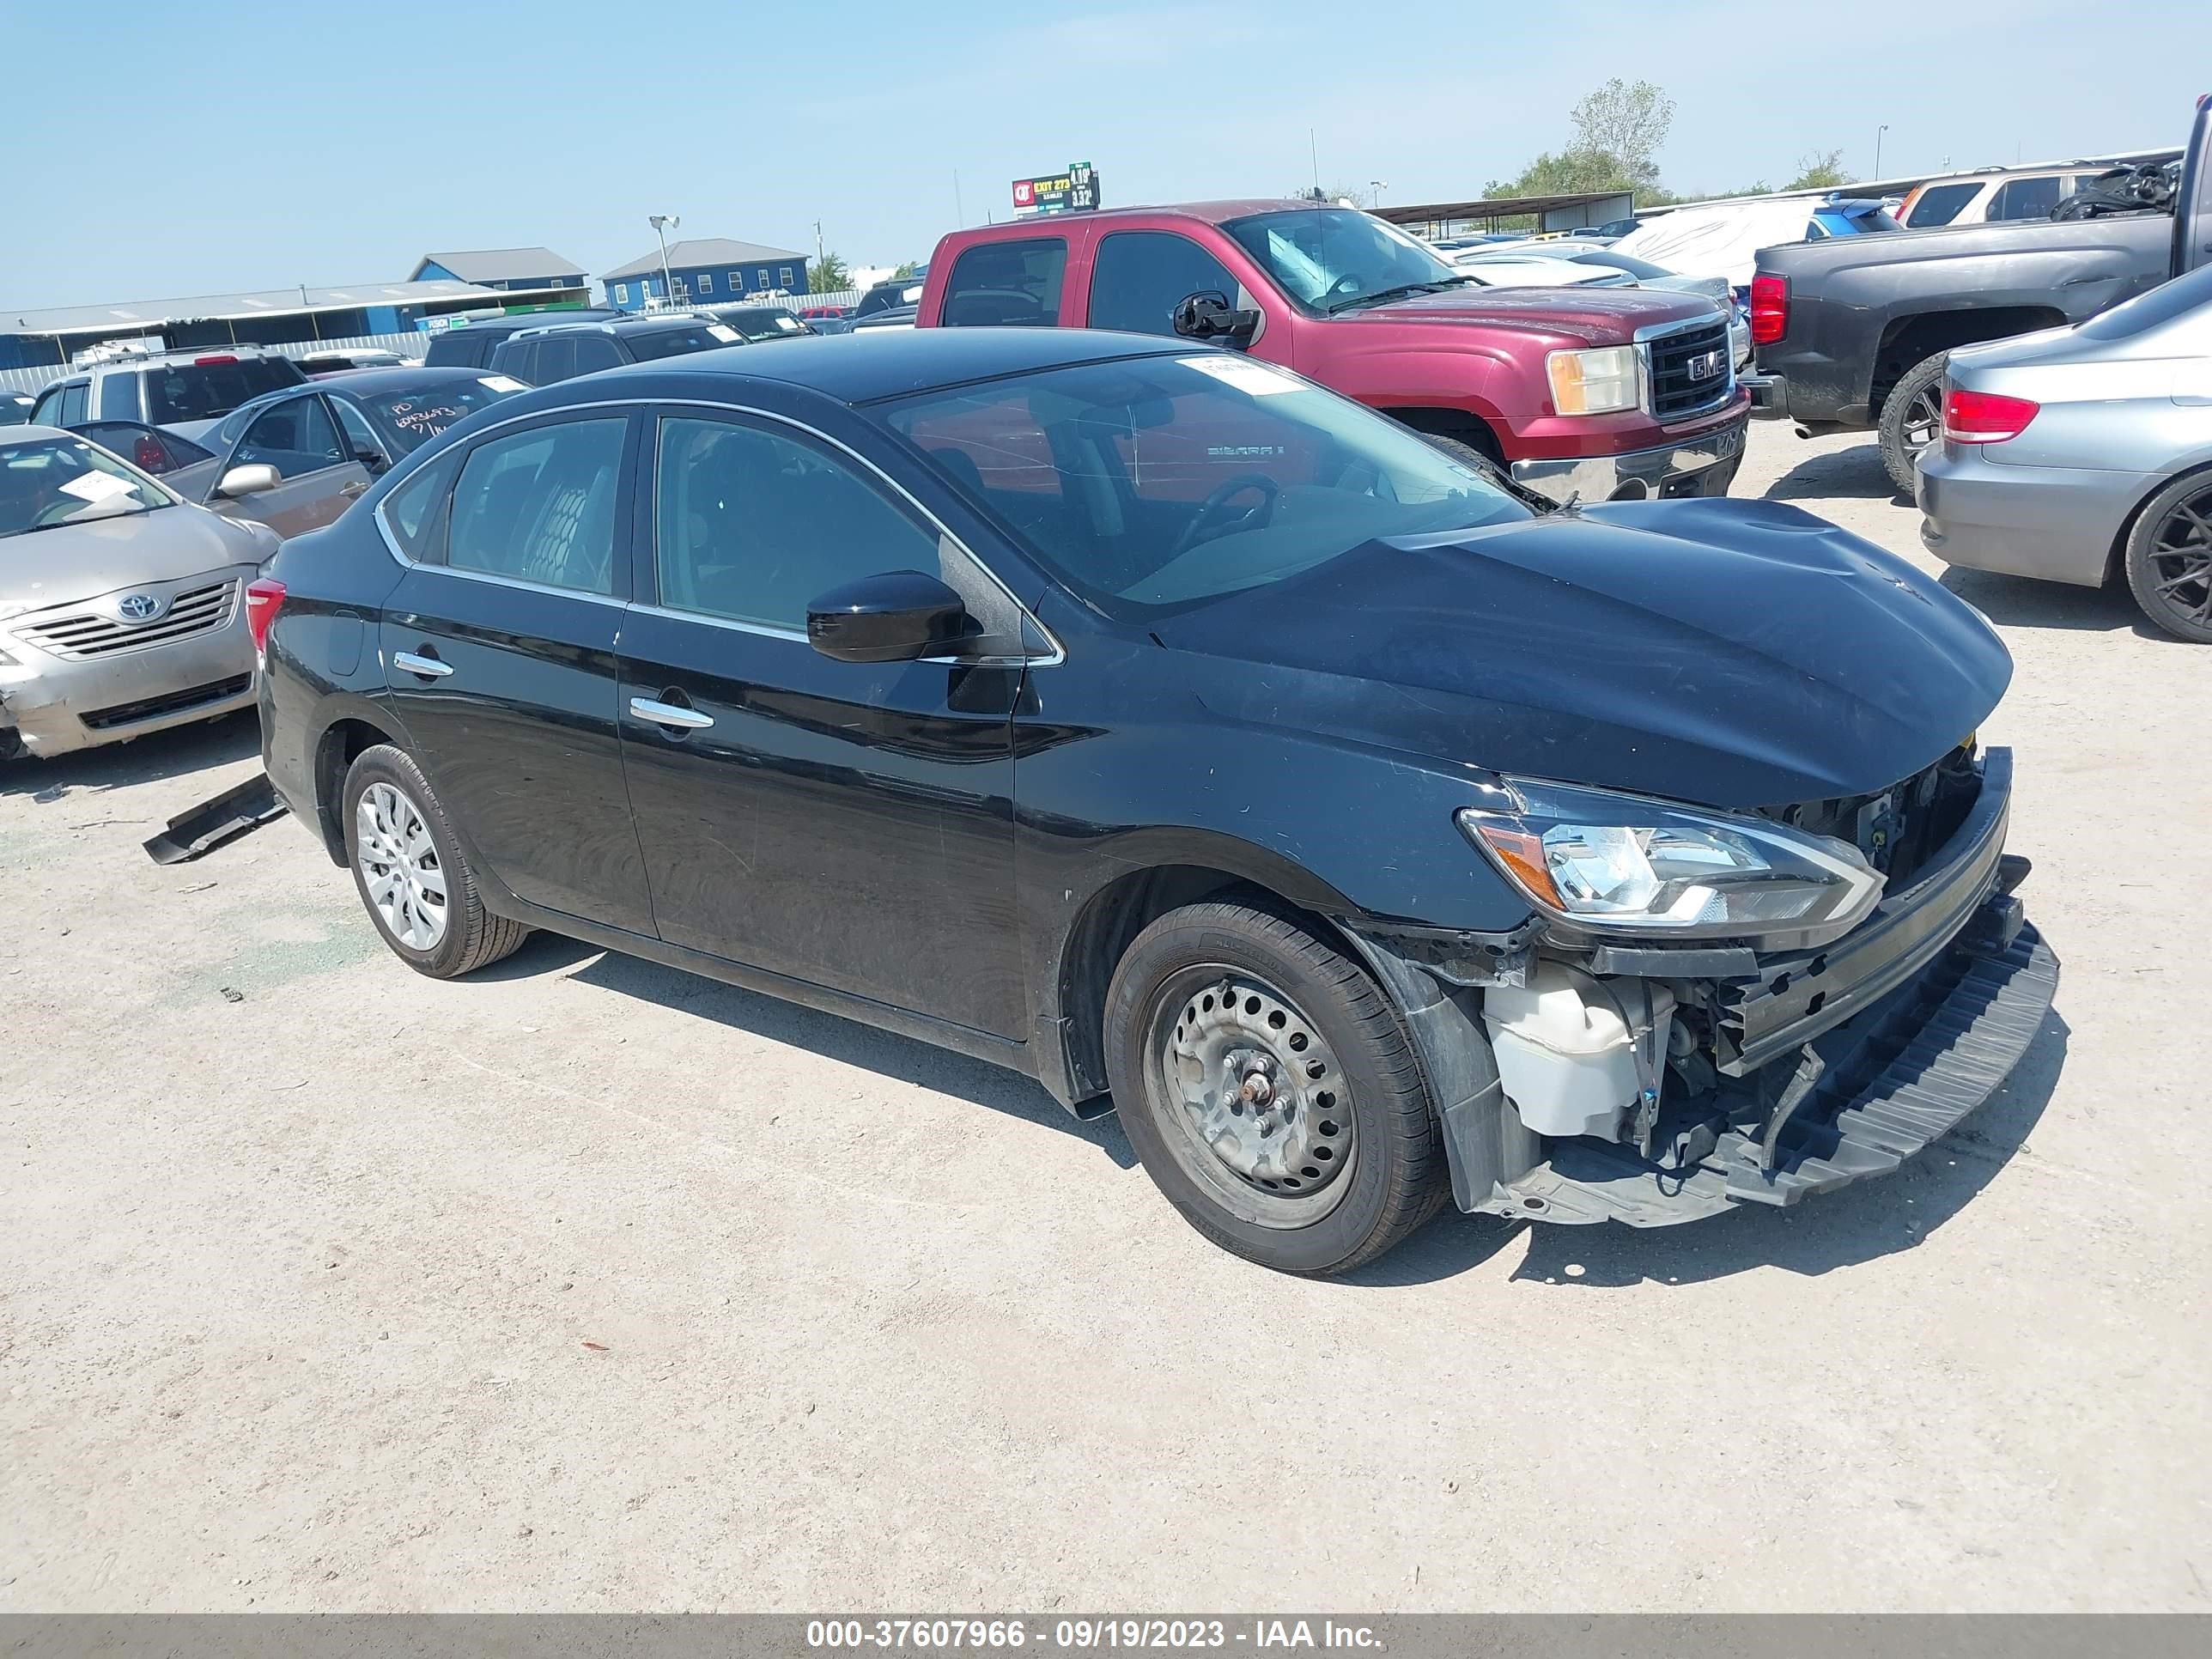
<box><xmin>1879</xmin><ymin>352</ymin><xmax>1949</xmax><ymax>495</ymax></box>
<box><xmin>1103</xmin><ymin>901</ymin><xmax>1449</xmax><ymax>1275</ymax></box>
<box><xmin>342</xmin><ymin>744</ymin><xmax>530</xmax><ymax>978</ymax></box>
<box><xmin>2123</xmin><ymin>471</ymin><xmax>2212</xmax><ymax>643</ymax></box>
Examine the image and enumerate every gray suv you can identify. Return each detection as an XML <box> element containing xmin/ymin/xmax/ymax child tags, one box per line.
<box><xmin>28</xmin><ymin>347</ymin><xmax>307</xmax><ymax>442</ymax></box>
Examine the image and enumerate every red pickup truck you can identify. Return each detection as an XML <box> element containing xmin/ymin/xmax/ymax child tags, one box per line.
<box><xmin>918</xmin><ymin>201</ymin><xmax>1750</xmax><ymax>502</ymax></box>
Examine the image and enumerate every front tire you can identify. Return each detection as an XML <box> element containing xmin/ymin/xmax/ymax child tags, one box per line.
<box><xmin>1103</xmin><ymin>901</ymin><xmax>1449</xmax><ymax>1275</ymax></box>
<box><xmin>2123</xmin><ymin>471</ymin><xmax>2212</xmax><ymax>643</ymax></box>
<box><xmin>1879</xmin><ymin>351</ymin><xmax>1948</xmax><ymax>495</ymax></box>
<box><xmin>342</xmin><ymin>744</ymin><xmax>529</xmax><ymax>977</ymax></box>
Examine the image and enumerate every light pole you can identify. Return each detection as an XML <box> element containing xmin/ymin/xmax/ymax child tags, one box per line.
<box><xmin>647</xmin><ymin>213</ymin><xmax>679</xmax><ymax>307</ymax></box>
<box><xmin>1369</xmin><ymin>179</ymin><xmax>1389</xmax><ymax>207</ymax></box>
<box><xmin>1875</xmin><ymin>125</ymin><xmax>1889</xmax><ymax>179</ymax></box>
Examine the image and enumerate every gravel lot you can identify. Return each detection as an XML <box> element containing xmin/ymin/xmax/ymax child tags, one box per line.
<box><xmin>4</xmin><ymin>418</ymin><xmax>2208</xmax><ymax>1613</ymax></box>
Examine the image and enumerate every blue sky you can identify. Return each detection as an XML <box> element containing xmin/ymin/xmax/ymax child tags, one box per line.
<box><xmin>4</xmin><ymin>0</ymin><xmax>2209</xmax><ymax>311</ymax></box>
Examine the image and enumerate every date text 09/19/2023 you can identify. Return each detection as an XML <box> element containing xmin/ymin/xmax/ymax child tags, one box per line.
<box><xmin>804</xmin><ymin>1620</ymin><xmax>1384</xmax><ymax>1650</ymax></box>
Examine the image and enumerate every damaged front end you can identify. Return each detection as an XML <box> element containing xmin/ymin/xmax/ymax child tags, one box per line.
<box><xmin>1349</xmin><ymin>745</ymin><xmax>2057</xmax><ymax>1227</ymax></box>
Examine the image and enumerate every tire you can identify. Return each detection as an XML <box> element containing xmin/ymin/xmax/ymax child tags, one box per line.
<box><xmin>1879</xmin><ymin>351</ymin><xmax>1948</xmax><ymax>496</ymax></box>
<box><xmin>2122</xmin><ymin>470</ymin><xmax>2212</xmax><ymax>643</ymax></box>
<box><xmin>1103</xmin><ymin>901</ymin><xmax>1449</xmax><ymax>1275</ymax></box>
<box><xmin>341</xmin><ymin>744</ymin><xmax>529</xmax><ymax>978</ymax></box>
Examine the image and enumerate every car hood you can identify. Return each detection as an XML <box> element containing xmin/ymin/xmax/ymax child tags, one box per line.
<box><xmin>1152</xmin><ymin>498</ymin><xmax>2009</xmax><ymax>810</ymax></box>
<box><xmin>1</xmin><ymin>506</ymin><xmax>269</xmax><ymax>616</ymax></box>
<box><xmin>1339</xmin><ymin>283</ymin><xmax>1717</xmax><ymax>347</ymax></box>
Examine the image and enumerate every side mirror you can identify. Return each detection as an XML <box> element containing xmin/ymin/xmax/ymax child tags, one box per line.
<box><xmin>355</xmin><ymin>447</ymin><xmax>391</xmax><ymax>477</ymax></box>
<box><xmin>1172</xmin><ymin>289</ymin><xmax>1259</xmax><ymax>346</ymax></box>
<box><xmin>216</xmin><ymin>463</ymin><xmax>281</xmax><ymax>499</ymax></box>
<box><xmin>806</xmin><ymin>570</ymin><xmax>969</xmax><ymax>664</ymax></box>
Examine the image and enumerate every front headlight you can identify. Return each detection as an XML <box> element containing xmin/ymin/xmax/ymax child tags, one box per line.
<box><xmin>1457</xmin><ymin>778</ymin><xmax>1883</xmax><ymax>940</ymax></box>
<box><xmin>1546</xmin><ymin>345</ymin><xmax>1641</xmax><ymax>416</ymax></box>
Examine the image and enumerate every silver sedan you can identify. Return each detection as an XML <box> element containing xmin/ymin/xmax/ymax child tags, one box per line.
<box><xmin>1</xmin><ymin>426</ymin><xmax>276</xmax><ymax>759</ymax></box>
<box><xmin>1917</xmin><ymin>262</ymin><xmax>2212</xmax><ymax>641</ymax></box>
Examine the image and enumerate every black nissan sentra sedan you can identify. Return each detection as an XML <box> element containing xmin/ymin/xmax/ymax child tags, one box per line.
<box><xmin>252</xmin><ymin>329</ymin><xmax>2057</xmax><ymax>1274</ymax></box>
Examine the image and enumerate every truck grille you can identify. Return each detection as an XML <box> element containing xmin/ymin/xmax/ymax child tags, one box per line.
<box><xmin>1645</xmin><ymin>317</ymin><xmax>1735</xmax><ymax>421</ymax></box>
<box><xmin>13</xmin><ymin>579</ymin><xmax>237</xmax><ymax>661</ymax></box>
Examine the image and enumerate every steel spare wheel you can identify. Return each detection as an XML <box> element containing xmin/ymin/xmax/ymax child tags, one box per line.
<box><xmin>1151</xmin><ymin>968</ymin><xmax>1356</xmax><ymax>1226</ymax></box>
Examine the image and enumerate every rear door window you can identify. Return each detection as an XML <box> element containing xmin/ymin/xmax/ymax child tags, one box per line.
<box><xmin>97</xmin><ymin>375</ymin><xmax>142</xmax><ymax>419</ymax></box>
<box><xmin>570</xmin><ymin>335</ymin><xmax>623</xmax><ymax>374</ymax></box>
<box><xmin>1987</xmin><ymin>174</ymin><xmax>2063</xmax><ymax>222</ymax></box>
<box><xmin>1905</xmin><ymin>182</ymin><xmax>1982</xmax><ymax>228</ymax></box>
<box><xmin>446</xmin><ymin>417</ymin><xmax>628</xmax><ymax>595</ymax></box>
<box><xmin>1088</xmin><ymin>231</ymin><xmax>1240</xmax><ymax>336</ymax></box>
<box><xmin>58</xmin><ymin>383</ymin><xmax>89</xmax><ymax>426</ymax></box>
<box><xmin>941</xmin><ymin>238</ymin><xmax>1066</xmax><ymax>326</ymax></box>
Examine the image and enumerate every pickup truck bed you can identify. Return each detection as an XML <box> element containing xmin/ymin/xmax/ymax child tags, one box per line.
<box><xmin>1752</xmin><ymin>212</ymin><xmax>2171</xmax><ymax>431</ymax></box>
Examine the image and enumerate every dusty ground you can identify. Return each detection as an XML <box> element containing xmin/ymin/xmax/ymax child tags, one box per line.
<box><xmin>4</xmin><ymin>419</ymin><xmax>2209</xmax><ymax>1613</ymax></box>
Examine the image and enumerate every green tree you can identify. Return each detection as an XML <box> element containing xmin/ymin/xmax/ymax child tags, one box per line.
<box><xmin>806</xmin><ymin>251</ymin><xmax>851</xmax><ymax>292</ymax></box>
<box><xmin>1569</xmin><ymin>79</ymin><xmax>1675</xmax><ymax>188</ymax></box>
<box><xmin>1785</xmin><ymin>149</ymin><xmax>1849</xmax><ymax>191</ymax></box>
<box><xmin>892</xmin><ymin>259</ymin><xmax>919</xmax><ymax>278</ymax></box>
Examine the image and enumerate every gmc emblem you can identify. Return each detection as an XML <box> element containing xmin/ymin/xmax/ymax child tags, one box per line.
<box><xmin>1686</xmin><ymin>349</ymin><xmax>1726</xmax><ymax>383</ymax></box>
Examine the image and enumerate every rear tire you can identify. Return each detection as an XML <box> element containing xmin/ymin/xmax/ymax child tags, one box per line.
<box><xmin>2123</xmin><ymin>471</ymin><xmax>2212</xmax><ymax>643</ymax></box>
<box><xmin>1103</xmin><ymin>901</ymin><xmax>1449</xmax><ymax>1275</ymax></box>
<box><xmin>1879</xmin><ymin>352</ymin><xmax>1948</xmax><ymax>495</ymax></box>
<box><xmin>342</xmin><ymin>744</ymin><xmax>529</xmax><ymax>978</ymax></box>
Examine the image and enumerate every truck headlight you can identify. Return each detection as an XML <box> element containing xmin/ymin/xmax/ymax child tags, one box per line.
<box><xmin>1546</xmin><ymin>345</ymin><xmax>1641</xmax><ymax>416</ymax></box>
<box><xmin>1457</xmin><ymin>779</ymin><xmax>1883</xmax><ymax>939</ymax></box>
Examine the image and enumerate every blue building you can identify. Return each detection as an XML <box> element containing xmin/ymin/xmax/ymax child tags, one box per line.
<box><xmin>600</xmin><ymin>238</ymin><xmax>809</xmax><ymax>311</ymax></box>
<box><xmin>410</xmin><ymin>247</ymin><xmax>589</xmax><ymax>293</ymax></box>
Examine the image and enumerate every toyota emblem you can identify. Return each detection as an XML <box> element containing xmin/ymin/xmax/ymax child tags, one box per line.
<box><xmin>118</xmin><ymin>592</ymin><xmax>163</xmax><ymax>623</ymax></box>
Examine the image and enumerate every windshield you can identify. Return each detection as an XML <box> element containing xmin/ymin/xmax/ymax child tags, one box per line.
<box><xmin>358</xmin><ymin>379</ymin><xmax>526</xmax><ymax>455</ymax></box>
<box><xmin>879</xmin><ymin>352</ymin><xmax>1531</xmax><ymax>621</ymax></box>
<box><xmin>140</xmin><ymin>356</ymin><xmax>307</xmax><ymax>424</ymax></box>
<box><xmin>0</xmin><ymin>434</ymin><xmax>176</xmax><ymax>538</ymax></box>
<box><xmin>716</xmin><ymin>308</ymin><xmax>810</xmax><ymax>341</ymax></box>
<box><xmin>1569</xmin><ymin>248</ymin><xmax>1670</xmax><ymax>280</ymax></box>
<box><xmin>1224</xmin><ymin>209</ymin><xmax>1467</xmax><ymax>313</ymax></box>
<box><xmin>625</xmin><ymin>323</ymin><xmax>743</xmax><ymax>362</ymax></box>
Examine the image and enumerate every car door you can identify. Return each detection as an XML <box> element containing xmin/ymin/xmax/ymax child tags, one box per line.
<box><xmin>615</xmin><ymin>405</ymin><xmax>1031</xmax><ymax>1037</ymax></box>
<box><xmin>376</xmin><ymin>409</ymin><xmax>656</xmax><ymax>933</ymax></box>
<box><xmin>1083</xmin><ymin>228</ymin><xmax>1248</xmax><ymax>338</ymax></box>
<box><xmin>213</xmin><ymin>392</ymin><xmax>371</xmax><ymax>536</ymax></box>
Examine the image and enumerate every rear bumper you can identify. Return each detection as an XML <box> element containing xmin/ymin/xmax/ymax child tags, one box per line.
<box><xmin>1917</xmin><ymin>446</ymin><xmax>2149</xmax><ymax>587</ymax></box>
<box><xmin>1510</xmin><ymin>412</ymin><xmax>1747</xmax><ymax>503</ymax></box>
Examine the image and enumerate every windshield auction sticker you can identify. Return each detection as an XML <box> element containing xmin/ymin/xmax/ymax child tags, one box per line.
<box><xmin>1178</xmin><ymin>356</ymin><xmax>1300</xmax><ymax>396</ymax></box>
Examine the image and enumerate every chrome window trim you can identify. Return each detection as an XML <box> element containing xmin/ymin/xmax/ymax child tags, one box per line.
<box><xmin>372</xmin><ymin>392</ymin><xmax>1063</xmax><ymax>665</ymax></box>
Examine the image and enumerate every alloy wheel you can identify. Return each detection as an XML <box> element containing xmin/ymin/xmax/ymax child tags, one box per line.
<box><xmin>1899</xmin><ymin>384</ymin><xmax>1943</xmax><ymax>458</ymax></box>
<box><xmin>2146</xmin><ymin>486</ymin><xmax>2212</xmax><ymax>629</ymax></box>
<box><xmin>356</xmin><ymin>781</ymin><xmax>449</xmax><ymax>951</ymax></box>
<box><xmin>1151</xmin><ymin>969</ymin><xmax>1356</xmax><ymax>1228</ymax></box>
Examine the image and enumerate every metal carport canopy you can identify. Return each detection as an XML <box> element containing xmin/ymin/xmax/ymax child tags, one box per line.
<box><xmin>1373</xmin><ymin>191</ymin><xmax>1635</xmax><ymax>234</ymax></box>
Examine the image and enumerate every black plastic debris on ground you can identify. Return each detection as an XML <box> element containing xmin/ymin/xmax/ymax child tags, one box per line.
<box><xmin>143</xmin><ymin>775</ymin><xmax>288</xmax><ymax>866</ymax></box>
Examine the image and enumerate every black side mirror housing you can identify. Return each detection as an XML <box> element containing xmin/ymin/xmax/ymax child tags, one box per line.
<box><xmin>1172</xmin><ymin>289</ymin><xmax>1259</xmax><ymax>346</ymax></box>
<box><xmin>806</xmin><ymin>570</ymin><xmax>969</xmax><ymax>664</ymax></box>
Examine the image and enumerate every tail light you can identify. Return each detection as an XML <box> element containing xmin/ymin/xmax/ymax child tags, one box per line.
<box><xmin>1748</xmin><ymin>274</ymin><xmax>1788</xmax><ymax>345</ymax></box>
<box><xmin>132</xmin><ymin>435</ymin><xmax>165</xmax><ymax>472</ymax></box>
<box><xmin>1942</xmin><ymin>387</ymin><xmax>2040</xmax><ymax>444</ymax></box>
<box><xmin>193</xmin><ymin>354</ymin><xmax>239</xmax><ymax>366</ymax></box>
<box><xmin>244</xmin><ymin>577</ymin><xmax>286</xmax><ymax>663</ymax></box>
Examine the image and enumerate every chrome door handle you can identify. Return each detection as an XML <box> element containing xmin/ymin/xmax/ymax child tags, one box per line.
<box><xmin>393</xmin><ymin>650</ymin><xmax>453</xmax><ymax>678</ymax></box>
<box><xmin>629</xmin><ymin>696</ymin><xmax>714</xmax><ymax>731</ymax></box>
<box><xmin>339</xmin><ymin>480</ymin><xmax>369</xmax><ymax>500</ymax></box>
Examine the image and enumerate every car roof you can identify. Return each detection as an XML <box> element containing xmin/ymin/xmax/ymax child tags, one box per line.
<box><xmin>576</xmin><ymin>326</ymin><xmax>1192</xmax><ymax>406</ymax></box>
